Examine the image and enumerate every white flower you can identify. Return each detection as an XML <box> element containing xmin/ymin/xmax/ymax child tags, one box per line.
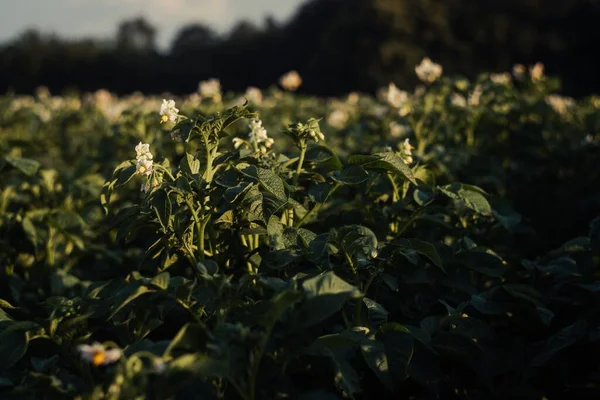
<box><xmin>512</xmin><ymin>64</ymin><xmax>527</xmax><ymax>80</ymax></box>
<box><xmin>199</xmin><ymin>78</ymin><xmax>221</xmax><ymax>100</ymax></box>
<box><xmin>347</xmin><ymin>92</ymin><xmax>360</xmax><ymax>105</ymax></box>
<box><xmin>77</xmin><ymin>342</ymin><xmax>122</xmax><ymax>366</ymax></box>
<box><xmin>136</xmin><ymin>156</ymin><xmax>153</xmax><ymax>176</ymax></box>
<box><xmin>401</xmin><ymin>138</ymin><xmax>414</xmax><ymax>164</ymax></box>
<box><xmin>490</xmin><ymin>73</ymin><xmax>511</xmax><ymax>86</ymax></box>
<box><xmin>468</xmin><ymin>85</ymin><xmax>483</xmax><ymax>107</ymax></box>
<box><xmin>248</xmin><ymin>119</ymin><xmax>274</xmax><ymax>148</ymax></box>
<box><xmin>415</xmin><ymin>57</ymin><xmax>443</xmax><ymax>84</ymax></box>
<box><xmin>159</xmin><ymin>99</ymin><xmax>179</xmax><ymax>123</ymax></box>
<box><xmin>530</xmin><ymin>62</ymin><xmax>544</xmax><ymax>83</ymax></box>
<box><xmin>546</xmin><ymin>95</ymin><xmax>575</xmax><ymax>115</ymax></box>
<box><xmin>386</xmin><ymin>83</ymin><xmax>409</xmax><ymax>108</ymax></box>
<box><xmin>245</xmin><ymin>87</ymin><xmax>263</xmax><ymax>104</ymax></box>
<box><xmin>279</xmin><ymin>70</ymin><xmax>302</xmax><ymax>91</ymax></box>
<box><xmin>389</xmin><ymin>121</ymin><xmax>411</xmax><ymax>138</ymax></box>
<box><xmin>135</xmin><ymin>142</ymin><xmax>153</xmax><ymax>160</ymax></box>
<box><xmin>327</xmin><ymin>109</ymin><xmax>349</xmax><ymax>130</ymax></box>
<box><xmin>451</xmin><ymin>93</ymin><xmax>467</xmax><ymax>108</ymax></box>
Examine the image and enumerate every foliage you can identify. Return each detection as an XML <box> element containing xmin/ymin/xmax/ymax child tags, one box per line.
<box><xmin>1</xmin><ymin>66</ymin><xmax>599</xmax><ymax>399</ymax></box>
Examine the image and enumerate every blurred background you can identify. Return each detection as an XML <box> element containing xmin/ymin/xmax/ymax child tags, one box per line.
<box><xmin>1</xmin><ymin>0</ymin><xmax>600</xmax><ymax>97</ymax></box>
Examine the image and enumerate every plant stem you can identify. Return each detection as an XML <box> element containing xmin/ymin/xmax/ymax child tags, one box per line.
<box><xmin>293</xmin><ymin>142</ymin><xmax>307</xmax><ymax>187</ymax></box>
<box><xmin>396</xmin><ymin>213</ymin><xmax>420</xmax><ymax>237</ymax></box>
<box><xmin>185</xmin><ymin>197</ymin><xmax>204</xmax><ymax>260</ymax></box>
<box><xmin>155</xmin><ymin>164</ymin><xmax>176</xmax><ymax>181</ymax></box>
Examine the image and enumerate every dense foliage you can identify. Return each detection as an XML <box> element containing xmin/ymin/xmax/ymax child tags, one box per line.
<box><xmin>1</xmin><ymin>64</ymin><xmax>600</xmax><ymax>399</ymax></box>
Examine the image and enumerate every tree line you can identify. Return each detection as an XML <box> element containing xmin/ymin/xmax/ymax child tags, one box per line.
<box><xmin>1</xmin><ymin>0</ymin><xmax>599</xmax><ymax>97</ymax></box>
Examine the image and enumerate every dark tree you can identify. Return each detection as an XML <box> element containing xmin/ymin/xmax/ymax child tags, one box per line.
<box><xmin>116</xmin><ymin>17</ymin><xmax>157</xmax><ymax>53</ymax></box>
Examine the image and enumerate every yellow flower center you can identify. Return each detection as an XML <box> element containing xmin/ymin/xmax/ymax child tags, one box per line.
<box><xmin>138</xmin><ymin>166</ymin><xmax>146</xmax><ymax>174</ymax></box>
<box><xmin>92</xmin><ymin>351</ymin><xmax>106</xmax><ymax>366</ymax></box>
<box><xmin>160</xmin><ymin>114</ymin><xmax>169</xmax><ymax>123</ymax></box>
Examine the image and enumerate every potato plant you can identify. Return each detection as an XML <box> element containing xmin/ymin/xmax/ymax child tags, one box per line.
<box><xmin>1</xmin><ymin>64</ymin><xmax>599</xmax><ymax>399</ymax></box>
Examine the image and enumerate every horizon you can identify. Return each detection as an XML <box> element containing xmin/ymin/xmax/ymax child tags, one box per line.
<box><xmin>0</xmin><ymin>0</ymin><xmax>301</xmax><ymax>51</ymax></box>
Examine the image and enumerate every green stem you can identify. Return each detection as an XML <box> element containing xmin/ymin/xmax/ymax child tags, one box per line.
<box><xmin>343</xmin><ymin>251</ymin><xmax>363</xmax><ymax>326</ymax></box>
<box><xmin>396</xmin><ymin>212</ymin><xmax>420</xmax><ymax>237</ymax></box>
<box><xmin>387</xmin><ymin>173</ymin><xmax>401</xmax><ymax>202</ymax></box>
<box><xmin>296</xmin><ymin>203</ymin><xmax>322</xmax><ymax>228</ymax></box>
<box><xmin>293</xmin><ymin>142</ymin><xmax>307</xmax><ymax>187</ymax></box>
<box><xmin>296</xmin><ymin>182</ymin><xmax>340</xmax><ymax>228</ymax></box>
<box><xmin>185</xmin><ymin>197</ymin><xmax>204</xmax><ymax>260</ymax></box>
<box><xmin>155</xmin><ymin>164</ymin><xmax>176</xmax><ymax>181</ymax></box>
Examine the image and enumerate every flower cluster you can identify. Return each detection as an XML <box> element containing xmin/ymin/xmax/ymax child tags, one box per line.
<box><xmin>468</xmin><ymin>85</ymin><xmax>483</xmax><ymax>107</ymax></box>
<box><xmin>233</xmin><ymin>119</ymin><xmax>274</xmax><ymax>153</ymax></box>
<box><xmin>512</xmin><ymin>64</ymin><xmax>527</xmax><ymax>80</ymax></box>
<box><xmin>530</xmin><ymin>62</ymin><xmax>545</xmax><ymax>83</ymax></box>
<box><xmin>546</xmin><ymin>94</ymin><xmax>575</xmax><ymax>115</ymax></box>
<box><xmin>135</xmin><ymin>142</ymin><xmax>153</xmax><ymax>177</ymax></box>
<box><xmin>415</xmin><ymin>57</ymin><xmax>443</xmax><ymax>84</ymax></box>
<box><xmin>327</xmin><ymin>109</ymin><xmax>349</xmax><ymax>130</ymax></box>
<box><xmin>389</xmin><ymin>121</ymin><xmax>411</xmax><ymax>138</ymax></box>
<box><xmin>490</xmin><ymin>72</ymin><xmax>511</xmax><ymax>86</ymax></box>
<box><xmin>160</xmin><ymin>99</ymin><xmax>179</xmax><ymax>123</ymax></box>
<box><xmin>245</xmin><ymin>86</ymin><xmax>263</xmax><ymax>104</ymax></box>
<box><xmin>77</xmin><ymin>342</ymin><xmax>122</xmax><ymax>366</ymax></box>
<box><xmin>248</xmin><ymin>119</ymin><xmax>274</xmax><ymax>148</ymax></box>
<box><xmin>400</xmin><ymin>138</ymin><xmax>414</xmax><ymax>165</ymax></box>
<box><xmin>279</xmin><ymin>70</ymin><xmax>302</xmax><ymax>91</ymax></box>
<box><xmin>451</xmin><ymin>93</ymin><xmax>467</xmax><ymax>108</ymax></box>
<box><xmin>199</xmin><ymin>78</ymin><xmax>222</xmax><ymax>102</ymax></box>
<box><xmin>386</xmin><ymin>83</ymin><xmax>409</xmax><ymax>108</ymax></box>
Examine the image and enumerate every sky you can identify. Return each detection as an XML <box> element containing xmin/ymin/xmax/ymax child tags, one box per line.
<box><xmin>0</xmin><ymin>0</ymin><xmax>301</xmax><ymax>51</ymax></box>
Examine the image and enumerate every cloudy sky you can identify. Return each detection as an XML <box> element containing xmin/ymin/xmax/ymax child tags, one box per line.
<box><xmin>0</xmin><ymin>0</ymin><xmax>301</xmax><ymax>50</ymax></box>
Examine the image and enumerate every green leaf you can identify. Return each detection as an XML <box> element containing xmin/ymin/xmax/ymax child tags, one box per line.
<box><xmin>169</xmin><ymin>353</ymin><xmax>229</xmax><ymax>377</ymax></box>
<box><xmin>0</xmin><ymin>329</ymin><xmax>28</xmax><ymax>372</ymax></box>
<box><xmin>257</xmin><ymin>168</ymin><xmax>287</xmax><ymax>201</ymax></box>
<box><xmin>116</xmin><ymin>164</ymin><xmax>138</xmax><ymax>187</ymax></box>
<box><xmin>305</xmin><ymin>145</ymin><xmax>342</xmax><ymax>170</ymax></box>
<box><xmin>152</xmin><ymin>189</ymin><xmax>172</xmax><ymax>231</ymax></box>
<box><xmin>21</xmin><ymin>217</ymin><xmax>38</xmax><ymax>250</ymax></box>
<box><xmin>302</xmin><ymin>272</ymin><xmax>362</xmax><ymax>299</ymax></box>
<box><xmin>31</xmin><ymin>355</ymin><xmax>59</xmax><ymax>373</ymax></box>
<box><xmin>334</xmin><ymin>225</ymin><xmax>379</xmax><ymax>263</ymax></box>
<box><xmin>164</xmin><ymin>323</ymin><xmax>209</xmax><ymax>359</ymax></box>
<box><xmin>390</xmin><ymin>238</ymin><xmax>444</xmax><ymax>271</ymax></box>
<box><xmin>297</xmin><ymin>272</ymin><xmax>362</xmax><ymax>328</ymax></box>
<box><xmin>363</xmin><ymin>298</ymin><xmax>389</xmax><ymax>327</ymax></box>
<box><xmin>336</xmin><ymin>164</ymin><xmax>369</xmax><ymax>185</ymax></box>
<box><xmin>0</xmin><ymin>299</ymin><xmax>16</xmax><ymax>309</ymax></box>
<box><xmin>259</xmin><ymin>289</ymin><xmax>303</xmax><ymax>328</ymax></box>
<box><xmin>4</xmin><ymin>155</ymin><xmax>40</xmax><ymax>176</ymax></box>
<box><xmin>179</xmin><ymin>152</ymin><xmax>200</xmax><ymax>175</ymax></box>
<box><xmin>333</xmin><ymin>358</ymin><xmax>362</xmax><ymax>398</ymax></box>
<box><xmin>440</xmin><ymin>183</ymin><xmax>492</xmax><ymax>216</ymax></box>
<box><xmin>149</xmin><ymin>272</ymin><xmax>170</xmax><ymax>290</ymax></box>
<box><xmin>360</xmin><ymin>336</ymin><xmax>394</xmax><ymax>391</ymax></box>
<box><xmin>195</xmin><ymin>260</ymin><xmax>219</xmax><ymax>280</ymax></box>
<box><xmin>531</xmin><ymin>320</ymin><xmax>588</xmax><ymax>366</ymax></box>
<box><xmin>380</xmin><ymin>331</ymin><xmax>414</xmax><ymax>383</ymax></box>
<box><xmin>308</xmin><ymin>183</ymin><xmax>332</xmax><ymax>203</ymax></box>
<box><xmin>348</xmin><ymin>152</ymin><xmax>416</xmax><ymax>184</ymax></box>
<box><xmin>108</xmin><ymin>284</ymin><xmax>154</xmax><ymax>319</ymax></box>
<box><xmin>461</xmin><ymin>248</ymin><xmax>507</xmax><ymax>277</ymax></box>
